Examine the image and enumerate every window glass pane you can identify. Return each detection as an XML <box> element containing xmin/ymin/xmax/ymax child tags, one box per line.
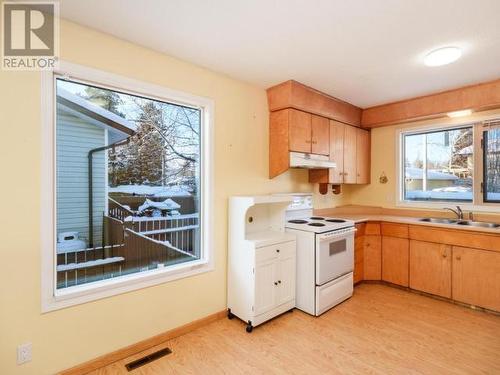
<box><xmin>55</xmin><ymin>78</ymin><xmax>201</xmax><ymax>290</ymax></box>
<box><xmin>484</xmin><ymin>128</ymin><xmax>500</xmax><ymax>202</ymax></box>
<box><xmin>403</xmin><ymin>127</ymin><xmax>473</xmax><ymax>202</ymax></box>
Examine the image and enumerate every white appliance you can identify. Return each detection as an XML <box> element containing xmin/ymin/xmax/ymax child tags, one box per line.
<box><xmin>281</xmin><ymin>193</ymin><xmax>355</xmax><ymax>316</ymax></box>
<box><xmin>227</xmin><ymin>195</ymin><xmax>297</xmax><ymax>332</ymax></box>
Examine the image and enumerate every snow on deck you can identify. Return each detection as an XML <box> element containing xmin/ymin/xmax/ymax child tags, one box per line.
<box><xmin>109</xmin><ymin>184</ymin><xmax>192</xmax><ymax>197</ymax></box>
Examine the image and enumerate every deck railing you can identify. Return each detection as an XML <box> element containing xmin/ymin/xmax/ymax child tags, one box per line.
<box><xmin>56</xmin><ymin>214</ymin><xmax>199</xmax><ymax>289</ymax></box>
<box><xmin>125</xmin><ymin>214</ymin><xmax>200</xmax><ymax>256</ymax></box>
<box><xmin>108</xmin><ymin>197</ymin><xmax>135</xmax><ymax>221</ymax></box>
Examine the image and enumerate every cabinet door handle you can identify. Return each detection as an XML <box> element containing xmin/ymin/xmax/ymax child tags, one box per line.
<box><xmin>442</xmin><ymin>253</ymin><xmax>447</xmax><ymax>258</ymax></box>
<box><xmin>274</xmin><ymin>282</ymin><xmax>278</xmax><ymax>286</ymax></box>
<box><xmin>276</xmin><ymin>249</ymin><xmax>280</xmax><ymax>253</ymax></box>
<box><xmin>456</xmin><ymin>256</ymin><xmax>461</xmax><ymax>260</ymax></box>
<box><xmin>278</xmin><ymin>280</ymin><xmax>281</xmax><ymax>284</ymax></box>
<box><xmin>344</xmin><ymin>172</ymin><xmax>348</xmax><ymax>176</ymax></box>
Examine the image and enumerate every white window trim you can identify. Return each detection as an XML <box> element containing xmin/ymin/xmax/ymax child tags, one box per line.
<box><xmin>41</xmin><ymin>61</ymin><xmax>215</xmax><ymax>313</ymax></box>
<box><xmin>395</xmin><ymin>118</ymin><xmax>500</xmax><ymax>213</ymax></box>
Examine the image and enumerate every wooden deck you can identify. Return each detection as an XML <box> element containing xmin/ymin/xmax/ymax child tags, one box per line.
<box><xmin>87</xmin><ymin>283</ymin><xmax>500</xmax><ymax>374</ymax></box>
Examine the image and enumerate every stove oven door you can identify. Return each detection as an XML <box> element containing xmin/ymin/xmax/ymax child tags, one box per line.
<box><xmin>315</xmin><ymin>228</ymin><xmax>355</xmax><ymax>285</ymax></box>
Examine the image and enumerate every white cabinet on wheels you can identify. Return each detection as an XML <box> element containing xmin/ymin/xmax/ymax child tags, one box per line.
<box><xmin>228</xmin><ymin>196</ymin><xmax>296</xmax><ymax>332</ymax></box>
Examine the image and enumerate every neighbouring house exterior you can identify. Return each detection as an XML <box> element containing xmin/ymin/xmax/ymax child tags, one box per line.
<box><xmin>56</xmin><ymin>88</ymin><xmax>136</xmax><ymax>250</ymax></box>
<box><xmin>405</xmin><ymin>167</ymin><xmax>459</xmax><ymax>191</ymax></box>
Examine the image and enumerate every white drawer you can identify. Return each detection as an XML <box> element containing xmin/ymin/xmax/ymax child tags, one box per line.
<box><xmin>315</xmin><ymin>272</ymin><xmax>353</xmax><ymax>315</ymax></box>
<box><xmin>255</xmin><ymin>241</ymin><xmax>295</xmax><ymax>264</ymax></box>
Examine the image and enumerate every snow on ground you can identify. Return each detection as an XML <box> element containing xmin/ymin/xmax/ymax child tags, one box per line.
<box><xmin>406</xmin><ymin>190</ymin><xmax>473</xmax><ymax>201</ymax></box>
<box><xmin>109</xmin><ymin>184</ymin><xmax>192</xmax><ymax>197</ymax></box>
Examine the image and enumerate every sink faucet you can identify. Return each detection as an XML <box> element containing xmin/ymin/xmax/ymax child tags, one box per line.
<box><xmin>444</xmin><ymin>206</ymin><xmax>463</xmax><ymax>220</ymax></box>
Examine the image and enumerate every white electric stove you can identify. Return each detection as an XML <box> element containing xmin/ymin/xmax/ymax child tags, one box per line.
<box><xmin>280</xmin><ymin>193</ymin><xmax>355</xmax><ymax>316</ymax></box>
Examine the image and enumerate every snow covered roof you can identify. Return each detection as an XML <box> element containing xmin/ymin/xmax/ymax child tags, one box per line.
<box><xmin>57</xmin><ymin>88</ymin><xmax>136</xmax><ymax>143</ymax></box>
<box><xmin>138</xmin><ymin>198</ymin><xmax>181</xmax><ymax>212</ymax></box>
<box><xmin>405</xmin><ymin>167</ymin><xmax>458</xmax><ymax>180</ymax></box>
<box><xmin>108</xmin><ymin>184</ymin><xmax>192</xmax><ymax>197</ymax></box>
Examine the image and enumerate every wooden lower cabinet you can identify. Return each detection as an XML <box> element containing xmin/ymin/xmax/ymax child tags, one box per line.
<box><xmin>364</xmin><ymin>235</ymin><xmax>381</xmax><ymax>280</ymax></box>
<box><xmin>354</xmin><ymin>224</ymin><xmax>365</xmax><ymax>284</ymax></box>
<box><xmin>452</xmin><ymin>246</ymin><xmax>500</xmax><ymax>312</ymax></box>
<box><xmin>409</xmin><ymin>240</ymin><xmax>451</xmax><ymax>298</ymax></box>
<box><xmin>382</xmin><ymin>237</ymin><xmax>409</xmax><ymax>287</ymax></box>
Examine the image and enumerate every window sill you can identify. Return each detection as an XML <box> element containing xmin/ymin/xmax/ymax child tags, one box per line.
<box><xmin>42</xmin><ymin>258</ymin><xmax>213</xmax><ymax>313</ymax></box>
<box><xmin>396</xmin><ymin>200</ymin><xmax>500</xmax><ymax>213</ymax></box>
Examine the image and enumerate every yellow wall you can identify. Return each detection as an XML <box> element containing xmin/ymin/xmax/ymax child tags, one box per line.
<box><xmin>349</xmin><ymin>109</ymin><xmax>500</xmax><ymax>214</ymax></box>
<box><xmin>0</xmin><ymin>20</ymin><xmax>349</xmax><ymax>374</ymax></box>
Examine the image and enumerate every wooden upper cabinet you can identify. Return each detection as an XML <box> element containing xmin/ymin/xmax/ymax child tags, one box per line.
<box><xmin>267</xmin><ymin>80</ymin><xmax>362</xmax><ymax>126</ymax></box>
<box><xmin>328</xmin><ymin>120</ymin><xmax>344</xmax><ymax>184</ymax></box>
<box><xmin>356</xmin><ymin>128</ymin><xmax>370</xmax><ymax>184</ymax></box>
<box><xmin>311</xmin><ymin>115</ymin><xmax>329</xmax><ymax>155</ymax></box>
<box><xmin>289</xmin><ymin>109</ymin><xmax>312</xmax><ymax>153</ymax></box>
<box><xmin>409</xmin><ymin>240</ymin><xmax>451</xmax><ymax>298</ymax></box>
<box><xmin>452</xmin><ymin>246</ymin><xmax>500</xmax><ymax>312</ymax></box>
<box><xmin>343</xmin><ymin>125</ymin><xmax>357</xmax><ymax>184</ymax></box>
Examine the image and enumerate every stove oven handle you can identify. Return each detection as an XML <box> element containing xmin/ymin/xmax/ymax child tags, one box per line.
<box><xmin>319</xmin><ymin>227</ymin><xmax>357</xmax><ymax>241</ymax></box>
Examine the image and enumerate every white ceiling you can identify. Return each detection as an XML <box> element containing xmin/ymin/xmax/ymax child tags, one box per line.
<box><xmin>60</xmin><ymin>0</ymin><xmax>500</xmax><ymax>108</ymax></box>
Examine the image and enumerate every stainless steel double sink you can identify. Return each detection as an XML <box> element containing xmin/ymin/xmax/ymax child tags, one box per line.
<box><xmin>419</xmin><ymin>217</ymin><xmax>500</xmax><ymax>228</ymax></box>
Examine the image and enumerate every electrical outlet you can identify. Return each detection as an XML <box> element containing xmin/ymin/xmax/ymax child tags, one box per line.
<box><xmin>17</xmin><ymin>343</ymin><xmax>32</xmax><ymax>365</ymax></box>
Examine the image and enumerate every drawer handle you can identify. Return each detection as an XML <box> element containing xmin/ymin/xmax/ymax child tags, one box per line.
<box><xmin>274</xmin><ymin>282</ymin><xmax>278</xmax><ymax>286</ymax></box>
<box><xmin>278</xmin><ymin>280</ymin><xmax>281</xmax><ymax>284</ymax></box>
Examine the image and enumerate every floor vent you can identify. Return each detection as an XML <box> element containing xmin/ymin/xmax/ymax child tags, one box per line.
<box><xmin>125</xmin><ymin>347</ymin><xmax>172</xmax><ymax>371</ymax></box>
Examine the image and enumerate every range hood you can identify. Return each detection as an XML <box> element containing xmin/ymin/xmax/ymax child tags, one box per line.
<box><xmin>289</xmin><ymin>152</ymin><xmax>336</xmax><ymax>169</ymax></box>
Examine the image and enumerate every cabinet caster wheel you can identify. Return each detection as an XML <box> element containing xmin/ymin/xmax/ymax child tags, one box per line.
<box><xmin>227</xmin><ymin>309</ymin><xmax>234</xmax><ymax>320</ymax></box>
<box><xmin>246</xmin><ymin>322</ymin><xmax>253</xmax><ymax>333</ymax></box>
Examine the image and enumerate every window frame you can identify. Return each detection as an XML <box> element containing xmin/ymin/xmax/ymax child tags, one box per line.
<box><xmin>41</xmin><ymin>61</ymin><xmax>215</xmax><ymax>312</ymax></box>
<box><xmin>396</xmin><ymin>119</ymin><xmax>500</xmax><ymax>212</ymax></box>
<box><xmin>482</xmin><ymin>122</ymin><xmax>500</xmax><ymax>204</ymax></box>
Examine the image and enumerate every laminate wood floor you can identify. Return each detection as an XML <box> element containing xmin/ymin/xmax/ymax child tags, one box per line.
<box><xmin>89</xmin><ymin>284</ymin><xmax>500</xmax><ymax>374</ymax></box>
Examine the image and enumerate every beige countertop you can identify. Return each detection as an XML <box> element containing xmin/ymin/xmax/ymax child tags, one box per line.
<box><xmin>329</xmin><ymin>214</ymin><xmax>500</xmax><ymax>235</ymax></box>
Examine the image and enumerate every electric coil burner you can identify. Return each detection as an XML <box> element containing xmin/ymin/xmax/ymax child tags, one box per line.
<box><xmin>308</xmin><ymin>222</ymin><xmax>326</xmax><ymax>227</ymax></box>
<box><xmin>288</xmin><ymin>219</ymin><xmax>308</xmax><ymax>224</ymax></box>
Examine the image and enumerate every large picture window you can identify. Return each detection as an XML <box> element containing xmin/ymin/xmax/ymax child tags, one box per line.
<box><xmin>402</xmin><ymin>126</ymin><xmax>473</xmax><ymax>202</ymax></box>
<box><xmin>42</xmin><ymin>62</ymin><xmax>213</xmax><ymax>310</ymax></box>
<box><xmin>55</xmin><ymin>78</ymin><xmax>202</xmax><ymax>289</ymax></box>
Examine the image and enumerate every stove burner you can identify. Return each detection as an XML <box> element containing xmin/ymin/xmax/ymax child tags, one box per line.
<box><xmin>310</xmin><ymin>217</ymin><xmax>325</xmax><ymax>220</ymax></box>
<box><xmin>288</xmin><ymin>219</ymin><xmax>308</xmax><ymax>224</ymax></box>
<box><xmin>308</xmin><ymin>222</ymin><xmax>326</xmax><ymax>227</ymax></box>
<box><xmin>326</xmin><ymin>219</ymin><xmax>347</xmax><ymax>223</ymax></box>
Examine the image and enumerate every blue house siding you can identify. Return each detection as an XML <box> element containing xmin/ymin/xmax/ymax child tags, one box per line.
<box><xmin>56</xmin><ymin>105</ymin><xmax>106</xmax><ymax>248</ymax></box>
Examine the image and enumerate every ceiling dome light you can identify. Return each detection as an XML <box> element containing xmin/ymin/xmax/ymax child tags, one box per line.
<box><xmin>424</xmin><ymin>47</ymin><xmax>462</xmax><ymax>67</ymax></box>
<box><xmin>447</xmin><ymin>109</ymin><xmax>472</xmax><ymax>118</ymax></box>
